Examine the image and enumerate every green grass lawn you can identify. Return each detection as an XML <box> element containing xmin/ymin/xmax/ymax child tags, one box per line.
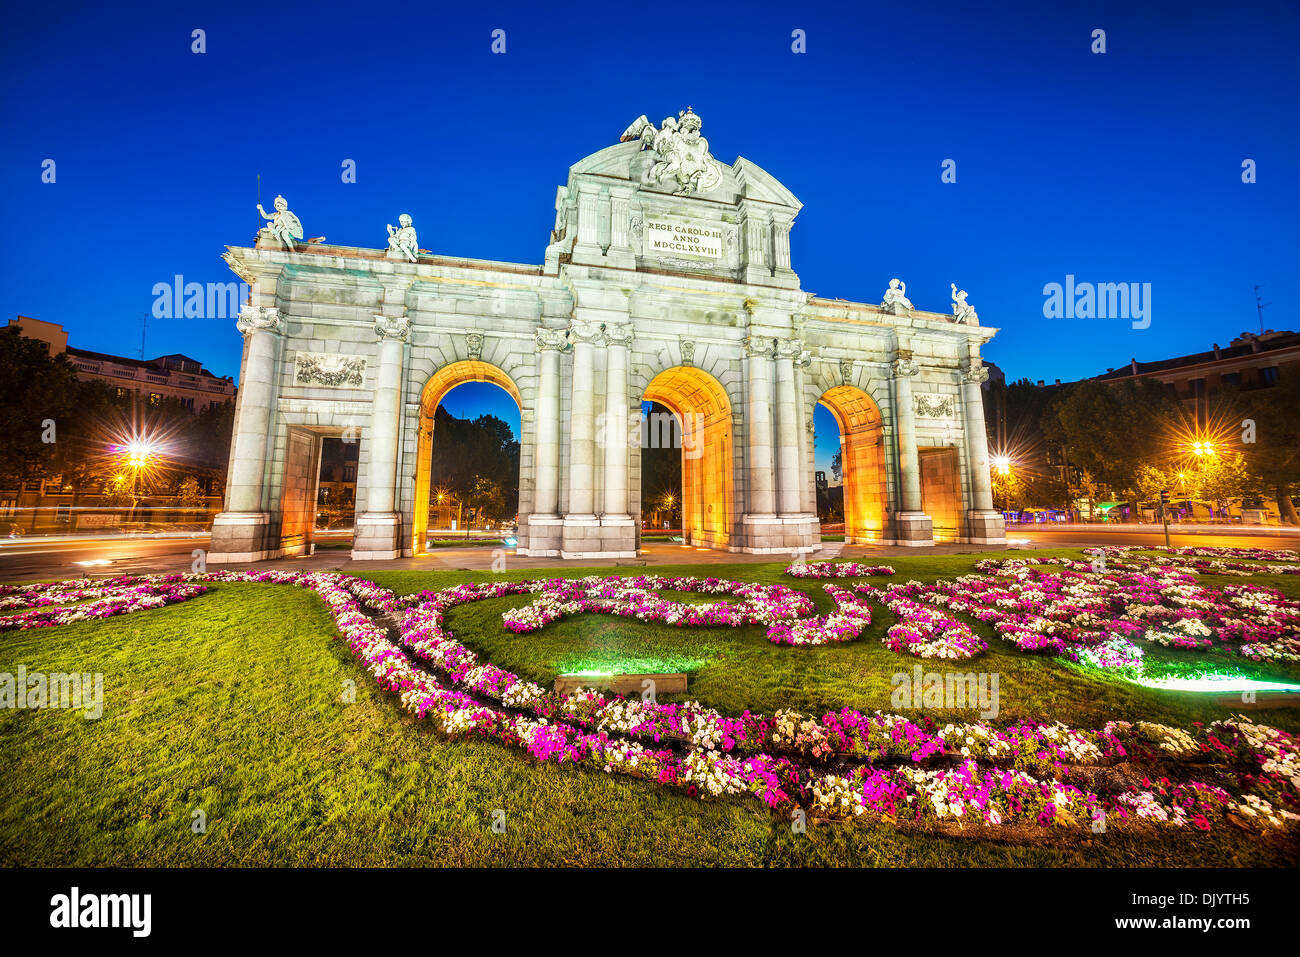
<box><xmin>2</xmin><ymin>549</ymin><xmax>1298</xmax><ymax>867</ymax></box>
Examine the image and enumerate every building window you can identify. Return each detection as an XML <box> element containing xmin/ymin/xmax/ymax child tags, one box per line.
<box><xmin>149</xmin><ymin>392</ymin><xmax>162</xmax><ymax>405</ymax></box>
<box><xmin>343</xmin><ymin>465</ymin><xmax>356</xmax><ymax>482</ymax></box>
<box><xmin>115</xmin><ymin>387</ymin><xmax>128</xmax><ymax>399</ymax></box>
<box><xmin>1261</xmin><ymin>366</ymin><xmax>1280</xmax><ymax>385</ymax></box>
<box><xmin>1189</xmin><ymin>378</ymin><xmax>1206</xmax><ymax>397</ymax></box>
<box><xmin>1220</xmin><ymin>372</ymin><xmax>1240</xmax><ymax>386</ymax></box>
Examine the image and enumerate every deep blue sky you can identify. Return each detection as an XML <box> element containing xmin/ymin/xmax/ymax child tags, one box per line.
<box><xmin>3</xmin><ymin>0</ymin><xmax>1296</xmax><ymax>473</ymax></box>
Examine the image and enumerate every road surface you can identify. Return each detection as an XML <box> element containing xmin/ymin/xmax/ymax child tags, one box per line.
<box><xmin>1</xmin><ymin>525</ymin><xmax>1295</xmax><ymax>581</ymax></box>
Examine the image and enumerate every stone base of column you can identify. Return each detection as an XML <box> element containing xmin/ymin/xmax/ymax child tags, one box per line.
<box><xmin>519</xmin><ymin>515</ymin><xmax>562</xmax><ymax>557</ymax></box>
<box><xmin>592</xmin><ymin>514</ymin><xmax>638</xmax><ymax>558</ymax></box>
<box><xmin>352</xmin><ymin>513</ymin><xmax>402</xmax><ymax>560</ymax></box>
<box><xmin>964</xmin><ymin>509</ymin><xmax>1007</xmax><ymax>545</ymax></box>
<box><xmin>892</xmin><ymin>512</ymin><xmax>935</xmax><ymax>546</ymax></box>
<box><xmin>571</xmin><ymin>242</ymin><xmax>605</xmax><ymax>267</ymax></box>
<box><xmin>737</xmin><ymin>513</ymin><xmax>822</xmax><ymax>554</ymax></box>
<box><xmin>208</xmin><ymin>512</ymin><xmax>273</xmax><ymax>563</ymax></box>
<box><xmin>561</xmin><ymin>514</ymin><xmax>632</xmax><ymax>559</ymax></box>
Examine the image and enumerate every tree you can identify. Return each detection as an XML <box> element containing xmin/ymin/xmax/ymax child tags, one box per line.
<box><xmin>177</xmin><ymin>476</ymin><xmax>206</xmax><ymax>512</ymax></box>
<box><xmin>427</xmin><ymin>407</ymin><xmax>520</xmax><ymax>520</ymax></box>
<box><xmin>640</xmin><ymin>402</ymin><xmax>681</xmax><ymax>518</ymax></box>
<box><xmin>1227</xmin><ymin>376</ymin><xmax>1300</xmax><ymax>524</ymax></box>
<box><xmin>0</xmin><ymin>327</ymin><xmax>79</xmax><ymax>488</ymax></box>
<box><xmin>1045</xmin><ymin>380</ymin><xmax>1181</xmax><ymax>517</ymax></box>
<box><xmin>467</xmin><ymin>474</ymin><xmax>508</xmax><ymax>524</ymax></box>
<box><xmin>1189</xmin><ymin>451</ymin><xmax>1251</xmax><ymax>513</ymax></box>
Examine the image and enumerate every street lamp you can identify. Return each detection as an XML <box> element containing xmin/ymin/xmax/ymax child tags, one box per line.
<box><xmin>111</xmin><ymin>440</ymin><xmax>154</xmax><ymax>524</ymax></box>
<box><xmin>990</xmin><ymin>455</ymin><xmax>1013</xmax><ymax>516</ymax></box>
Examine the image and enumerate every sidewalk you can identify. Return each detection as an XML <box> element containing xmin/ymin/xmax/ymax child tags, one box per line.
<box><xmin>1011</xmin><ymin>522</ymin><xmax>1300</xmax><ymax>537</ymax></box>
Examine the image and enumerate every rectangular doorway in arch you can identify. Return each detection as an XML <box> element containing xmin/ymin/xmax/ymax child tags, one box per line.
<box><xmin>919</xmin><ymin>446</ymin><xmax>962</xmax><ymax>543</ymax></box>
<box><xmin>279</xmin><ymin>427</ymin><xmax>324</xmax><ymax>556</ymax></box>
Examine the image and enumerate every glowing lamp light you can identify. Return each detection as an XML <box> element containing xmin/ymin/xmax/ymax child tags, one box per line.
<box><xmin>1133</xmin><ymin>673</ymin><xmax>1300</xmax><ymax>694</ymax></box>
<box><xmin>991</xmin><ymin>455</ymin><xmax>1012</xmax><ymax>476</ymax></box>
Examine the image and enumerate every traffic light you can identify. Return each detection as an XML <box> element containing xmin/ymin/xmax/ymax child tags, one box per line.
<box><xmin>1159</xmin><ymin>490</ymin><xmax>1169</xmax><ymax>505</ymax></box>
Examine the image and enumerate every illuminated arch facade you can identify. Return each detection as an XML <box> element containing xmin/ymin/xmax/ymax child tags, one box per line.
<box><xmin>208</xmin><ymin>116</ymin><xmax>1004</xmax><ymax>562</ymax></box>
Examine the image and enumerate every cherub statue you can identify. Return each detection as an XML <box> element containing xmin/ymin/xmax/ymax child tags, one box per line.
<box><xmin>881</xmin><ymin>278</ymin><xmax>914</xmax><ymax>314</ymax></box>
<box><xmin>386</xmin><ymin>213</ymin><xmax>418</xmax><ymax>262</ymax></box>
<box><xmin>951</xmin><ymin>283</ymin><xmax>977</xmax><ymax>324</ymax></box>
<box><xmin>256</xmin><ymin>195</ymin><xmax>303</xmax><ymax>251</ymax></box>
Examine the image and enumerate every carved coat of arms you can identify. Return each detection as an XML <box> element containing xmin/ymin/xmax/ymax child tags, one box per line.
<box><xmin>620</xmin><ymin>107</ymin><xmax>724</xmax><ymax>196</ymax></box>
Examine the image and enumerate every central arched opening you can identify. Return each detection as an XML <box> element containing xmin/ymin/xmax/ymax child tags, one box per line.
<box><xmin>815</xmin><ymin>385</ymin><xmax>887</xmax><ymax>543</ymax></box>
<box><xmin>413</xmin><ymin>361</ymin><xmax>521</xmax><ymax>555</ymax></box>
<box><xmin>642</xmin><ymin>366</ymin><xmax>734</xmax><ymax>549</ymax></box>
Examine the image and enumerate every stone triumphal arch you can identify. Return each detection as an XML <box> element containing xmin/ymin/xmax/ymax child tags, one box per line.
<box><xmin>209</xmin><ymin>108</ymin><xmax>1004</xmax><ymax>563</ymax></box>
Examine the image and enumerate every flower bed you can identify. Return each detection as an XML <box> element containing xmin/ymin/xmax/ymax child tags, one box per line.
<box><xmin>5</xmin><ymin>564</ymin><xmax>1298</xmax><ymax>837</ymax></box>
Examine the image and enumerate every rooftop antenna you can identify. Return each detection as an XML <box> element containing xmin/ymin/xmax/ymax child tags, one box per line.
<box><xmin>1253</xmin><ymin>284</ymin><xmax>1269</xmax><ymax>335</ymax></box>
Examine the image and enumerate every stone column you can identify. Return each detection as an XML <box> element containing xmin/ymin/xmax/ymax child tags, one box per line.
<box><xmin>533</xmin><ymin>330</ymin><xmax>565</xmax><ymax>517</ymax></box>
<box><xmin>572</xmin><ymin>184</ymin><xmax>602</xmax><ymax>264</ymax></box>
<box><xmin>891</xmin><ymin>349</ymin><xmax>933</xmax><ymax>546</ymax></box>
<box><xmin>209</xmin><ymin>306</ymin><xmax>282</xmax><ymax>562</ymax></box>
<box><xmin>524</xmin><ymin>328</ymin><xmax>566</xmax><ymax>556</ymax></box>
<box><xmin>961</xmin><ymin>361</ymin><xmax>1006</xmax><ymax>543</ymax></box>
<box><xmin>597</xmin><ymin>323</ymin><xmax>637</xmax><ymax>557</ymax></box>
<box><xmin>744</xmin><ymin>336</ymin><xmax>776</xmax><ymax>518</ymax></box>
<box><xmin>772</xmin><ymin>220</ymin><xmax>793</xmax><ymax>270</ymax></box>
<box><xmin>561</xmin><ymin>319</ymin><xmax>604</xmax><ymax>555</ymax></box>
<box><xmin>602</xmin><ymin>324</ymin><xmax>634</xmax><ymax>521</ymax></box>
<box><xmin>566</xmin><ymin>320</ymin><xmax>602</xmax><ymax>518</ymax></box>
<box><xmin>774</xmin><ymin>337</ymin><xmax>818</xmax><ymax>554</ymax></box>
<box><xmin>773</xmin><ymin>339</ymin><xmax>803</xmax><ymax>516</ymax></box>
<box><xmin>353</xmin><ymin>314</ymin><xmax>409</xmax><ymax>560</ymax></box>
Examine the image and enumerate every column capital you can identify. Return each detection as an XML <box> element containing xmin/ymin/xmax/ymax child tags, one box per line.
<box><xmin>742</xmin><ymin>335</ymin><xmax>775</xmax><ymax>359</ymax></box>
<box><xmin>236</xmin><ymin>305</ymin><xmax>283</xmax><ymax>337</ymax></box>
<box><xmin>536</xmin><ymin>327</ymin><xmax>569</xmax><ymax>352</ymax></box>
<box><xmin>774</xmin><ymin>337</ymin><xmax>804</xmax><ymax>360</ymax></box>
<box><xmin>568</xmin><ymin>318</ymin><xmax>605</xmax><ymax>345</ymax></box>
<box><xmin>373</xmin><ymin>314</ymin><xmax>411</xmax><ymax>342</ymax></box>
<box><xmin>892</xmin><ymin>351</ymin><xmax>919</xmax><ymax>378</ymax></box>
<box><xmin>603</xmin><ymin>323</ymin><xmax>635</xmax><ymax>347</ymax></box>
<box><xmin>960</xmin><ymin>362</ymin><xmax>989</xmax><ymax>385</ymax></box>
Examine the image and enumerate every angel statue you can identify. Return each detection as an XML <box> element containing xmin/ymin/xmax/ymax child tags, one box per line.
<box><xmin>880</xmin><ymin>278</ymin><xmax>914</xmax><ymax>315</ymax></box>
<box><xmin>256</xmin><ymin>195</ymin><xmax>303</xmax><ymax>251</ymax></box>
<box><xmin>386</xmin><ymin>213</ymin><xmax>418</xmax><ymax>262</ymax></box>
<box><xmin>951</xmin><ymin>284</ymin><xmax>977</xmax><ymax>324</ymax></box>
<box><xmin>620</xmin><ymin>107</ymin><xmax>723</xmax><ymax>196</ymax></box>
